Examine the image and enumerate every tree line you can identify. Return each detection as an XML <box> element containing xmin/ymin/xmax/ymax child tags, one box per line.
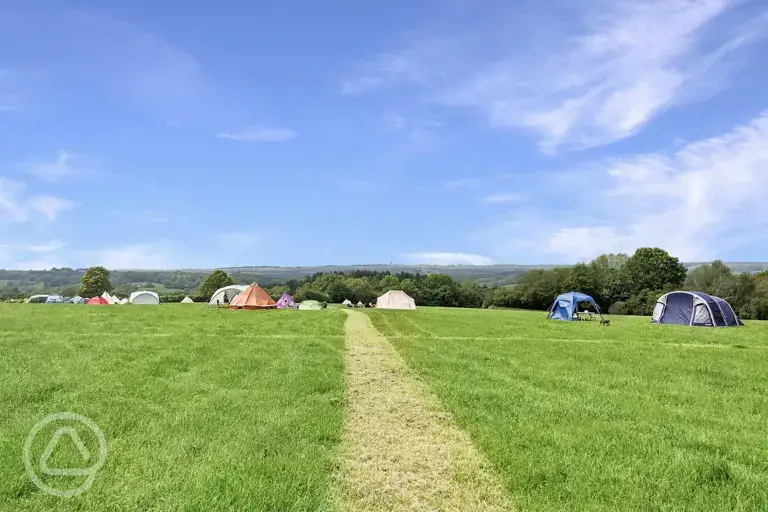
<box><xmin>195</xmin><ymin>269</ymin><xmax>489</xmax><ymax>308</ymax></box>
<box><xmin>485</xmin><ymin>248</ymin><xmax>768</xmax><ymax>320</ymax></box>
<box><xmin>3</xmin><ymin>247</ymin><xmax>767</xmax><ymax>320</ymax></box>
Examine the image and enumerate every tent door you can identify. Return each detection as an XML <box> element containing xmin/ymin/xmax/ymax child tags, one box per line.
<box><xmin>692</xmin><ymin>303</ymin><xmax>713</xmax><ymax>326</ymax></box>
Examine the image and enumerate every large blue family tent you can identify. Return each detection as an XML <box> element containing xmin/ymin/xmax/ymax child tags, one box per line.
<box><xmin>652</xmin><ymin>291</ymin><xmax>743</xmax><ymax>327</ymax></box>
<box><xmin>547</xmin><ymin>292</ymin><xmax>604</xmax><ymax>321</ymax></box>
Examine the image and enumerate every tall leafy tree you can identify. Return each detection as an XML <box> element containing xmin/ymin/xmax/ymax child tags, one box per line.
<box><xmin>79</xmin><ymin>266</ymin><xmax>113</xmax><ymax>297</ymax></box>
<box><xmin>623</xmin><ymin>247</ymin><xmax>687</xmax><ymax>294</ymax></box>
<box><xmin>198</xmin><ymin>270</ymin><xmax>235</xmax><ymax>298</ymax></box>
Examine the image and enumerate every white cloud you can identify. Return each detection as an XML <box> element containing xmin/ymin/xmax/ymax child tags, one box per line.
<box><xmin>28</xmin><ymin>196</ymin><xmax>78</xmax><ymax>221</ymax></box>
<box><xmin>483</xmin><ymin>193</ymin><xmax>520</xmax><ymax>204</ymax></box>
<box><xmin>477</xmin><ymin>111</ymin><xmax>768</xmax><ymax>262</ymax></box>
<box><xmin>344</xmin><ymin>0</ymin><xmax>768</xmax><ymax>151</ymax></box>
<box><xmin>217</xmin><ymin>127</ymin><xmax>297</xmax><ymax>142</ymax></box>
<box><xmin>24</xmin><ymin>150</ymin><xmax>96</xmax><ymax>182</ymax></box>
<box><xmin>0</xmin><ymin>180</ymin><xmax>76</xmax><ymax>223</ymax></box>
<box><xmin>0</xmin><ymin>179</ymin><xmax>29</xmax><ymax>222</ymax></box>
<box><xmin>406</xmin><ymin>252</ymin><xmax>494</xmax><ymax>265</ymax></box>
<box><xmin>26</xmin><ymin>240</ymin><xmax>66</xmax><ymax>253</ymax></box>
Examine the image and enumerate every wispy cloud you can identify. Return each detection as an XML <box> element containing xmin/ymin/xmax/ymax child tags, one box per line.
<box><xmin>26</xmin><ymin>240</ymin><xmax>66</xmax><ymax>253</ymax></box>
<box><xmin>405</xmin><ymin>251</ymin><xmax>494</xmax><ymax>265</ymax></box>
<box><xmin>483</xmin><ymin>193</ymin><xmax>520</xmax><ymax>204</ymax></box>
<box><xmin>81</xmin><ymin>242</ymin><xmax>177</xmax><ymax>269</ymax></box>
<box><xmin>380</xmin><ymin>112</ymin><xmax>442</xmax><ymax>145</ymax></box>
<box><xmin>343</xmin><ymin>0</ymin><xmax>768</xmax><ymax>152</ymax></box>
<box><xmin>0</xmin><ymin>9</ymin><xmax>226</xmax><ymax>126</ymax></box>
<box><xmin>28</xmin><ymin>195</ymin><xmax>78</xmax><ymax>221</ymax></box>
<box><xmin>217</xmin><ymin>127</ymin><xmax>297</xmax><ymax>142</ymax></box>
<box><xmin>477</xmin><ymin>111</ymin><xmax>768</xmax><ymax>262</ymax></box>
<box><xmin>24</xmin><ymin>150</ymin><xmax>97</xmax><ymax>182</ymax></box>
<box><xmin>0</xmin><ymin>180</ymin><xmax>77</xmax><ymax>223</ymax></box>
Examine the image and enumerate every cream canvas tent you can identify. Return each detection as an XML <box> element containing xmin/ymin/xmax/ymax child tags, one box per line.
<box><xmin>129</xmin><ymin>291</ymin><xmax>160</xmax><ymax>305</ymax></box>
<box><xmin>101</xmin><ymin>291</ymin><xmax>115</xmax><ymax>305</ymax></box>
<box><xmin>181</xmin><ymin>296</ymin><xmax>194</xmax><ymax>303</ymax></box>
<box><xmin>209</xmin><ymin>285</ymin><xmax>248</xmax><ymax>306</ymax></box>
<box><xmin>118</xmin><ymin>298</ymin><xmax>129</xmax><ymax>304</ymax></box>
<box><xmin>342</xmin><ymin>299</ymin><xmax>353</xmax><ymax>307</ymax></box>
<box><xmin>376</xmin><ymin>290</ymin><xmax>416</xmax><ymax>310</ymax></box>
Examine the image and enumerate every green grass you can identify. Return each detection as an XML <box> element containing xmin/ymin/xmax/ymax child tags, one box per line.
<box><xmin>0</xmin><ymin>304</ymin><xmax>346</xmax><ymax>511</ymax></box>
<box><xmin>365</xmin><ymin>308</ymin><xmax>768</xmax><ymax>511</ymax></box>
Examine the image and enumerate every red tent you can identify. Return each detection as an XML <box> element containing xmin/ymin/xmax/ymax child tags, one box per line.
<box><xmin>87</xmin><ymin>296</ymin><xmax>109</xmax><ymax>305</ymax></box>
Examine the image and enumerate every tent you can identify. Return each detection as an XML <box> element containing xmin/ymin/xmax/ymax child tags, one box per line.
<box><xmin>129</xmin><ymin>291</ymin><xmax>160</xmax><ymax>305</ymax></box>
<box><xmin>229</xmin><ymin>283</ymin><xmax>277</xmax><ymax>310</ymax></box>
<box><xmin>356</xmin><ymin>301</ymin><xmax>364</xmax><ymax>308</ymax></box>
<box><xmin>87</xmin><ymin>296</ymin><xmax>109</xmax><ymax>305</ymax></box>
<box><xmin>375</xmin><ymin>290</ymin><xmax>416</xmax><ymax>310</ymax></box>
<box><xmin>181</xmin><ymin>296</ymin><xmax>194</xmax><ymax>303</ymax></box>
<box><xmin>118</xmin><ymin>298</ymin><xmax>129</xmax><ymax>305</ymax></box>
<box><xmin>652</xmin><ymin>291</ymin><xmax>743</xmax><ymax>327</ymax></box>
<box><xmin>298</xmin><ymin>300</ymin><xmax>322</xmax><ymax>310</ymax></box>
<box><xmin>70</xmin><ymin>296</ymin><xmax>85</xmax><ymax>304</ymax></box>
<box><xmin>101</xmin><ymin>292</ymin><xmax>115</xmax><ymax>305</ymax></box>
<box><xmin>45</xmin><ymin>295</ymin><xmax>65</xmax><ymax>304</ymax></box>
<box><xmin>276</xmin><ymin>292</ymin><xmax>297</xmax><ymax>309</ymax></box>
<box><xmin>547</xmin><ymin>292</ymin><xmax>604</xmax><ymax>321</ymax></box>
<box><xmin>342</xmin><ymin>299</ymin><xmax>353</xmax><ymax>307</ymax></box>
<box><xmin>28</xmin><ymin>295</ymin><xmax>49</xmax><ymax>304</ymax></box>
<box><xmin>209</xmin><ymin>285</ymin><xmax>248</xmax><ymax>306</ymax></box>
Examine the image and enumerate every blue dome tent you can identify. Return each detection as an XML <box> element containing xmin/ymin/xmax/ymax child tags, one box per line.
<box><xmin>652</xmin><ymin>291</ymin><xmax>743</xmax><ymax>327</ymax></box>
<box><xmin>547</xmin><ymin>292</ymin><xmax>604</xmax><ymax>321</ymax></box>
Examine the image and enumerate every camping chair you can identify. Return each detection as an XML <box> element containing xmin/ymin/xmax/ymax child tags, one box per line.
<box><xmin>600</xmin><ymin>318</ymin><xmax>611</xmax><ymax>326</ymax></box>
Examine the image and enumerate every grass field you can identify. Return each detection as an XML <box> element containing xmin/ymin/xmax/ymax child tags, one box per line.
<box><xmin>0</xmin><ymin>304</ymin><xmax>346</xmax><ymax>511</ymax></box>
<box><xmin>366</xmin><ymin>308</ymin><xmax>768</xmax><ymax>510</ymax></box>
<box><xmin>4</xmin><ymin>303</ymin><xmax>768</xmax><ymax>511</ymax></box>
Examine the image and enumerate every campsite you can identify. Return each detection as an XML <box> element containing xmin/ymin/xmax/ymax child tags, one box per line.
<box><xmin>2</xmin><ymin>299</ymin><xmax>767</xmax><ymax>510</ymax></box>
<box><xmin>3</xmin><ymin>253</ymin><xmax>768</xmax><ymax>512</ymax></box>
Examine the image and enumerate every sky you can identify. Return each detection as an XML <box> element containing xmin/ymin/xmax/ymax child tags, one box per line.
<box><xmin>1</xmin><ymin>0</ymin><xmax>767</xmax><ymax>269</ymax></box>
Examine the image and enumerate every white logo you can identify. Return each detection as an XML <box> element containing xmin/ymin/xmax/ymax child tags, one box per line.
<box><xmin>23</xmin><ymin>412</ymin><xmax>107</xmax><ymax>497</ymax></box>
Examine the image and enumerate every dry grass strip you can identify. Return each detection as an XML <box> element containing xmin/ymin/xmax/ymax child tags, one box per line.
<box><xmin>335</xmin><ymin>310</ymin><xmax>514</xmax><ymax>512</ymax></box>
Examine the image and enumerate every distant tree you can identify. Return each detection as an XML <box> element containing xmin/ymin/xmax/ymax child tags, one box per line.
<box><xmin>266</xmin><ymin>285</ymin><xmax>289</xmax><ymax>300</ymax></box>
<box><xmin>0</xmin><ymin>285</ymin><xmax>22</xmax><ymax>300</ymax></box>
<box><xmin>198</xmin><ymin>270</ymin><xmax>234</xmax><ymax>298</ymax></box>
<box><xmin>379</xmin><ymin>274</ymin><xmax>400</xmax><ymax>292</ymax></box>
<box><xmin>346</xmin><ymin>277</ymin><xmax>377</xmax><ymax>304</ymax></box>
<box><xmin>59</xmin><ymin>285</ymin><xmax>79</xmax><ymax>297</ymax></box>
<box><xmin>79</xmin><ymin>266</ymin><xmax>113</xmax><ymax>297</ymax></box>
<box><xmin>623</xmin><ymin>248</ymin><xmax>687</xmax><ymax>294</ymax></box>
<box><xmin>684</xmin><ymin>260</ymin><xmax>732</xmax><ymax>292</ymax></box>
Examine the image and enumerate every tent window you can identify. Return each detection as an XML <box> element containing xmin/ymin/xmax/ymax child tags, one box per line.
<box><xmin>652</xmin><ymin>302</ymin><xmax>664</xmax><ymax>322</ymax></box>
<box><xmin>692</xmin><ymin>304</ymin><xmax>713</xmax><ymax>326</ymax></box>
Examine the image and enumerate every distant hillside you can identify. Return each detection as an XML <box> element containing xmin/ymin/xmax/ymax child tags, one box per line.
<box><xmin>1</xmin><ymin>262</ymin><xmax>766</xmax><ymax>296</ymax></box>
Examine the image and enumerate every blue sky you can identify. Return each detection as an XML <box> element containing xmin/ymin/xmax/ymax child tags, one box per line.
<box><xmin>1</xmin><ymin>0</ymin><xmax>767</xmax><ymax>269</ymax></box>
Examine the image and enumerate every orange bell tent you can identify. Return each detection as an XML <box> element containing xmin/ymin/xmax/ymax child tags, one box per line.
<box><xmin>87</xmin><ymin>296</ymin><xmax>109</xmax><ymax>305</ymax></box>
<box><xmin>228</xmin><ymin>282</ymin><xmax>277</xmax><ymax>310</ymax></box>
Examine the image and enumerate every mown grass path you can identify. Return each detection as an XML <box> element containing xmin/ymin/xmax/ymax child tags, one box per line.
<box><xmin>336</xmin><ymin>310</ymin><xmax>513</xmax><ymax>512</ymax></box>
